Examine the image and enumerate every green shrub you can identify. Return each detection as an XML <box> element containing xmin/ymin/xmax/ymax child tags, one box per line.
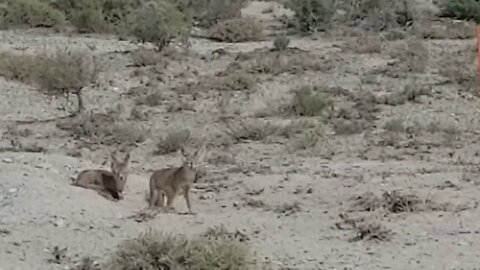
<box><xmin>208</xmin><ymin>18</ymin><xmax>264</xmax><ymax>43</ymax></box>
<box><xmin>0</xmin><ymin>0</ymin><xmax>66</xmax><ymax>29</ymax></box>
<box><xmin>103</xmin><ymin>229</ymin><xmax>257</xmax><ymax>270</ymax></box>
<box><xmin>287</xmin><ymin>0</ymin><xmax>335</xmax><ymax>33</ymax></box>
<box><xmin>440</xmin><ymin>0</ymin><xmax>480</xmax><ymax>23</ymax></box>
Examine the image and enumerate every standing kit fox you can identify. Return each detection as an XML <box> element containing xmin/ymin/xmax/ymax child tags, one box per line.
<box><xmin>149</xmin><ymin>144</ymin><xmax>207</xmax><ymax>214</ymax></box>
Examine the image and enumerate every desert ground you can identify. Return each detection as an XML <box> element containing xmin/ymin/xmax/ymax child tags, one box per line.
<box><xmin>1</xmin><ymin>0</ymin><xmax>480</xmax><ymax>269</ymax></box>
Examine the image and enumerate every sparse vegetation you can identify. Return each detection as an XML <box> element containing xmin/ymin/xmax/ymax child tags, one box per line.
<box><xmin>440</xmin><ymin>0</ymin><xmax>480</xmax><ymax>23</ymax></box>
<box><xmin>0</xmin><ymin>50</ymin><xmax>101</xmax><ymax>115</ymax></box>
<box><xmin>273</xmin><ymin>35</ymin><xmax>290</xmax><ymax>51</ymax></box>
<box><xmin>0</xmin><ymin>0</ymin><xmax>66</xmax><ymax>29</ymax></box>
<box><xmin>1</xmin><ymin>0</ymin><xmax>191</xmax><ymax>48</ymax></box>
<box><xmin>208</xmin><ymin>18</ymin><xmax>264</xmax><ymax>43</ymax></box>
<box><xmin>155</xmin><ymin>129</ymin><xmax>191</xmax><ymax>155</ymax></box>
<box><xmin>56</xmin><ymin>111</ymin><xmax>146</xmax><ymax>146</ymax></box>
<box><xmin>176</xmin><ymin>0</ymin><xmax>249</xmax><ymax>27</ymax></box>
<box><xmin>130</xmin><ymin>1</ymin><xmax>191</xmax><ymax>50</ymax></box>
<box><xmin>287</xmin><ymin>0</ymin><xmax>335</xmax><ymax>33</ymax></box>
<box><xmin>102</xmin><ymin>229</ymin><xmax>257</xmax><ymax>270</ymax></box>
<box><xmin>288</xmin><ymin>86</ymin><xmax>332</xmax><ymax>117</ymax></box>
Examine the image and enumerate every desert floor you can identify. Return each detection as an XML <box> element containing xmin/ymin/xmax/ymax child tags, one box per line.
<box><xmin>1</xmin><ymin>1</ymin><xmax>480</xmax><ymax>270</ymax></box>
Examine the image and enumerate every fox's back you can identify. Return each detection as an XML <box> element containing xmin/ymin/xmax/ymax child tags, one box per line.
<box><xmin>150</xmin><ymin>167</ymin><xmax>182</xmax><ymax>189</ymax></box>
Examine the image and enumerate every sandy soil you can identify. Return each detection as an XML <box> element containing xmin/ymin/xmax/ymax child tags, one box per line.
<box><xmin>1</xmin><ymin>1</ymin><xmax>480</xmax><ymax>270</ymax></box>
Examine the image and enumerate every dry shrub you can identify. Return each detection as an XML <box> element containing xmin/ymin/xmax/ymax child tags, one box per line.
<box><xmin>225</xmin><ymin>49</ymin><xmax>330</xmax><ymax>76</ymax></box>
<box><xmin>135</xmin><ymin>91</ymin><xmax>164</xmax><ymax>107</ymax></box>
<box><xmin>225</xmin><ymin>120</ymin><xmax>278</xmax><ymax>143</ymax></box>
<box><xmin>176</xmin><ymin>0</ymin><xmax>248</xmax><ymax>27</ymax></box>
<box><xmin>274</xmin><ymin>201</ymin><xmax>302</xmax><ymax>216</ymax></box>
<box><xmin>387</xmin><ymin>38</ymin><xmax>429</xmax><ymax>74</ymax></box>
<box><xmin>287</xmin><ymin>0</ymin><xmax>335</xmax><ymax>33</ymax></box>
<box><xmin>350</xmin><ymin>190</ymin><xmax>427</xmax><ymax>213</ymax></box>
<box><xmin>437</xmin><ymin>45</ymin><xmax>476</xmax><ymax>93</ymax></box>
<box><xmin>330</xmin><ymin>88</ymin><xmax>380</xmax><ymax>135</ymax></box>
<box><xmin>208</xmin><ymin>18</ymin><xmax>264</xmax><ymax>43</ymax></box>
<box><xmin>182</xmin><ymin>72</ymin><xmax>255</xmax><ymax>93</ymax></box>
<box><xmin>155</xmin><ymin>129</ymin><xmax>191</xmax><ymax>155</ymax></box>
<box><xmin>56</xmin><ymin>111</ymin><xmax>146</xmax><ymax>146</ymax></box>
<box><xmin>0</xmin><ymin>0</ymin><xmax>66</xmax><ymax>29</ymax></box>
<box><xmin>273</xmin><ymin>35</ymin><xmax>290</xmax><ymax>51</ymax></box>
<box><xmin>337</xmin><ymin>0</ymin><xmax>413</xmax><ymax>32</ymax></box>
<box><xmin>102</xmin><ymin>229</ymin><xmax>257</xmax><ymax>270</ymax></box>
<box><xmin>414</xmin><ymin>19</ymin><xmax>475</xmax><ymax>39</ymax></box>
<box><xmin>0</xmin><ymin>52</ymin><xmax>37</xmax><ymax>82</ymax></box>
<box><xmin>439</xmin><ymin>0</ymin><xmax>480</xmax><ymax>23</ymax></box>
<box><xmin>351</xmin><ymin>221</ymin><xmax>392</xmax><ymax>242</ymax></box>
<box><xmin>130</xmin><ymin>48</ymin><xmax>166</xmax><ymax>67</ymax></box>
<box><xmin>378</xmin><ymin>78</ymin><xmax>431</xmax><ymax>106</ymax></box>
<box><xmin>202</xmin><ymin>225</ymin><xmax>249</xmax><ymax>243</ymax></box>
<box><xmin>287</xmin><ymin>85</ymin><xmax>332</xmax><ymax>117</ymax></box>
<box><xmin>340</xmin><ymin>35</ymin><xmax>382</xmax><ymax>54</ymax></box>
<box><xmin>0</xmin><ymin>50</ymin><xmax>101</xmax><ymax>114</ymax></box>
<box><xmin>130</xmin><ymin>1</ymin><xmax>191</xmax><ymax>50</ymax></box>
<box><xmin>336</xmin><ymin>213</ymin><xmax>393</xmax><ymax>242</ymax></box>
<box><xmin>291</xmin><ymin>128</ymin><xmax>323</xmax><ymax>150</ymax></box>
<box><xmin>53</xmin><ymin>0</ymin><xmax>191</xmax><ymax>48</ymax></box>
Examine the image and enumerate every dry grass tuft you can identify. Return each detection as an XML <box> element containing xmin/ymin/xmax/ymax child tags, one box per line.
<box><xmin>225</xmin><ymin>120</ymin><xmax>278</xmax><ymax>143</ymax></box>
<box><xmin>351</xmin><ymin>221</ymin><xmax>393</xmax><ymax>242</ymax></box>
<box><xmin>225</xmin><ymin>49</ymin><xmax>331</xmax><ymax>76</ymax></box>
<box><xmin>387</xmin><ymin>38</ymin><xmax>429</xmax><ymax>74</ymax></box>
<box><xmin>340</xmin><ymin>35</ymin><xmax>383</xmax><ymax>54</ymax></box>
<box><xmin>336</xmin><ymin>213</ymin><xmax>393</xmax><ymax>242</ymax></box>
<box><xmin>155</xmin><ymin>129</ymin><xmax>191</xmax><ymax>155</ymax></box>
<box><xmin>102</xmin><ymin>229</ymin><xmax>258</xmax><ymax>270</ymax></box>
<box><xmin>350</xmin><ymin>190</ymin><xmax>430</xmax><ymax>213</ymax></box>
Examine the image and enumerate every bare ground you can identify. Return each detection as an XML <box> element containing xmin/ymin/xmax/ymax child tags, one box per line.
<box><xmin>1</xmin><ymin>2</ymin><xmax>480</xmax><ymax>269</ymax></box>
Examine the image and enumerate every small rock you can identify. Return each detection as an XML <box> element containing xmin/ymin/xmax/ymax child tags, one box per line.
<box><xmin>2</xmin><ymin>158</ymin><xmax>13</xmax><ymax>163</ymax></box>
<box><xmin>8</xmin><ymin>188</ymin><xmax>17</xmax><ymax>194</ymax></box>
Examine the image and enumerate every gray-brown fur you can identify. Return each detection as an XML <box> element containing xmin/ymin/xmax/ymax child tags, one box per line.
<box><xmin>73</xmin><ymin>150</ymin><xmax>130</xmax><ymax>201</ymax></box>
<box><xmin>149</xmin><ymin>145</ymin><xmax>207</xmax><ymax>214</ymax></box>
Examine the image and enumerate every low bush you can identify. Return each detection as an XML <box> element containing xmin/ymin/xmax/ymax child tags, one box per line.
<box><xmin>103</xmin><ymin>229</ymin><xmax>257</xmax><ymax>270</ymax></box>
<box><xmin>287</xmin><ymin>0</ymin><xmax>335</xmax><ymax>33</ymax></box>
<box><xmin>176</xmin><ymin>0</ymin><xmax>248</xmax><ymax>27</ymax></box>
<box><xmin>208</xmin><ymin>18</ymin><xmax>264</xmax><ymax>43</ymax></box>
<box><xmin>439</xmin><ymin>0</ymin><xmax>480</xmax><ymax>23</ymax></box>
<box><xmin>273</xmin><ymin>35</ymin><xmax>290</xmax><ymax>51</ymax></box>
<box><xmin>0</xmin><ymin>0</ymin><xmax>66</xmax><ymax>29</ymax></box>
<box><xmin>288</xmin><ymin>85</ymin><xmax>332</xmax><ymax>117</ymax></box>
